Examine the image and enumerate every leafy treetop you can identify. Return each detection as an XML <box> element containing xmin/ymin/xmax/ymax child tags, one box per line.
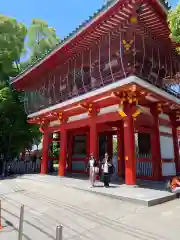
<box><xmin>27</xmin><ymin>19</ymin><xmax>60</xmax><ymax>60</ymax></box>
<box><xmin>0</xmin><ymin>14</ymin><xmax>27</xmax><ymax>78</ymax></box>
<box><xmin>0</xmin><ymin>14</ymin><xmax>41</xmax><ymax>161</ymax></box>
<box><xmin>168</xmin><ymin>2</ymin><xmax>180</xmax><ymax>43</ymax></box>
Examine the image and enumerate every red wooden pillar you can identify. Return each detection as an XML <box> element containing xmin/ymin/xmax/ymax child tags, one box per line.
<box><xmin>107</xmin><ymin>133</ymin><xmax>113</xmax><ymax>158</ymax></box>
<box><xmin>123</xmin><ymin>116</ymin><xmax>136</xmax><ymax>185</ymax></box>
<box><xmin>86</xmin><ymin>131</ymin><xmax>90</xmax><ymax>166</ymax></box>
<box><xmin>89</xmin><ymin>122</ymin><xmax>98</xmax><ymax>160</ymax></box>
<box><xmin>58</xmin><ymin>128</ymin><xmax>67</xmax><ymax>176</ymax></box>
<box><xmin>123</xmin><ymin>105</ymin><xmax>136</xmax><ymax>185</ymax></box>
<box><xmin>117</xmin><ymin>121</ymin><xmax>124</xmax><ymax>178</ymax></box>
<box><xmin>151</xmin><ymin>108</ymin><xmax>162</xmax><ymax>181</ymax></box>
<box><xmin>68</xmin><ymin>133</ymin><xmax>73</xmax><ymax>173</ymax></box>
<box><xmin>41</xmin><ymin>130</ymin><xmax>49</xmax><ymax>174</ymax></box>
<box><xmin>172</xmin><ymin>123</ymin><xmax>179</xmax><ymax>173</ymax></box>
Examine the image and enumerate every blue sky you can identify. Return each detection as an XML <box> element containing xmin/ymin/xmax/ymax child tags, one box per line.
<box><xmin>1</xmin><ymin>0</ymin><xmax>179</xmax><ymax>39</ymax></box>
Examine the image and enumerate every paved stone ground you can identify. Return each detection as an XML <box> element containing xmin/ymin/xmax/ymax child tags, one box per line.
<box><xmin>0</xmin><ymin>174</ymin><xmax>180</xmax><ymax>240</ymax></box>
<box><xmin>63</xmin><ymin>177</ymin><xmax>175</xmax><ymax>206</ymax></box>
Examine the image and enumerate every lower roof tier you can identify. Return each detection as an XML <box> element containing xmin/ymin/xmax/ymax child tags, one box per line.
<box><xmin>27</xmin><ymin>76</ymin><xmax>180</xmax><ymax>128</ymax></box>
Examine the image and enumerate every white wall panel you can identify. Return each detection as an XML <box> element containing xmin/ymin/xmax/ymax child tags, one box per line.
<box><xmin>159</xmin><ymin>113</ymin><xmax>170</xmax><ymax>121</ymax></box>
<box><xmin>98</xmin><ymin>105</ymin><xmax>119</xmax><ymax>115</ymax></box>
<box><xmin>162</xmin><ymin>162</ymin><xmax>176</xmax><ymax>176</ymax></box>
<box><xmin>49</xmin><ymin>120</ymin><xmax>60</xmax><ymax>127</ymax></box>
<box><xmin>159</xmin><ymin>125</ymin><xmax>172</xmax><ymax>135</ymax></box>
<box><xmin>160</xmin><ymin>135</ymin><xmax>174</xmax><ymax>159</ymax></box>
<box><xmin>68</xmin><ymin>113</ymin><xmax>88</xmax><ymax>122</ymax></box>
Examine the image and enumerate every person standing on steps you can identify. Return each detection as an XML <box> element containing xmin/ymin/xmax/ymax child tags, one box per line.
<box><xmin>102</xmin><ymin>153</ymin><xmax>114</xmax><ymax>187</ymax></box>
<box><xmin>87</xmin><ymin>153</ymin><xmax>99</xmax><ymax>187</ymax></box>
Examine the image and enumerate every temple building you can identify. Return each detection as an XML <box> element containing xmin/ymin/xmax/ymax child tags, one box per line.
<box><xmin>12</xmin><ymin>0</ymin><xmax>180</xmax><ymax>185</ymax></box>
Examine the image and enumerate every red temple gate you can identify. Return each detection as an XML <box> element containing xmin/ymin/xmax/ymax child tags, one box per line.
<box><xmin>12</xmin><ymin>0</ymin><xmax>180</xmax><ymax>184</ymax></box>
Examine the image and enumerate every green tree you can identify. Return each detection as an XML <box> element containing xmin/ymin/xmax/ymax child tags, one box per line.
<box><xmin>113</xmin><ymin>137</ymin><xmax>117</xmax><ymax>153</ymax></box>
<box><xmin>26</xmin><ymin>19</ymin><xmax>60</xmax><ymax>62</ymax></box>
<box><xmin>168</xmin><ymin>3</ymin><xmax>180</xmax><ymax>43</ymax></box>
<box><xmin>0</xmin><ymin>15</ymin><xmax>41</xmax><ymax>162</ymax></box>
<box><xmin>0</xmin><ymin>15</ymin><xmax>60</xmax><ymax>163</ymax></box>
<box><xmin>20</xmin><ymin>18</ymin><xmax>61</xmax><ymax>148</ymax></box>
<box><xmin>52</xmin><ymin>142</ymin><xmax>60</xmax><ymax>158</ymax></box>
<box><xmin>0</xmin><ymin>82</ymin><xmax>28</xmax><ymax>159</ymax></box>
<box><xmin>0</xmin><ymin>14</ymin><xmax>27</xmax><ymax>78</ymax></box>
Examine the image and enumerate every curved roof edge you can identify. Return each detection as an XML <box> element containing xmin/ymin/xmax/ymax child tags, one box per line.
<box><xmin>12</xmin><ymin>0</ymin><xmax>171</xmax><ymax>84</ymax></box>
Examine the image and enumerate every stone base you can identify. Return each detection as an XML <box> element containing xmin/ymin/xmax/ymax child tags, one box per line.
<box><xmin>66</xmin><ymin>181</ymin><xmax>176</xmax><ymax>207</ymax></box>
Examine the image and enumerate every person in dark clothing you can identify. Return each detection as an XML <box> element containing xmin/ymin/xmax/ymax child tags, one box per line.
<box><xmin>98</xmin><ymin>157</ymin><xmax>103</xmax><ymax>181</ymax></box>
<box><xmin>102</xmin><ymin>153</ymin><xmax>113</xmax><ymax>187</ymax></box>
<box><xmin>33</xmin><ymin>155</ymin><xmax>37</xmax><ymax>162</ymax></box>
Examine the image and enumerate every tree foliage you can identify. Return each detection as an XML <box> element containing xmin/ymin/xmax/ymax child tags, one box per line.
<box><xmin>113</xmin><ymin>137</ymin><xmax>117</xmax><ymax>153</ymax></box>
<box><xmin>0</xmin><ymin>82</ymin><xmax>35</xmax><ymax>159</ymax></box>
<box><xmin>0</xmin><ymin>14</ymin><xmax>60</xmax><ymax>162</ymax></box>
<box><xmin>21</xmin><ymin>19</ymin><xmax>60</xmax><ymax>71</ymax></box>
<box><xmin>0</xmin><ymin>15</ymin><xmax>41</xmax><ymax>161</ymax></box>
<box><xmin>27</xmin><ymin>19</ymin><xmax>60</xmax><ymax>61</ymax></box>
<box><xmin>0</xmin><ymin>14</ymin><xmax>27</xmax><ymax>78</ymax></box>
<box><xmin>168</xmin><ymin>3</ymin><xmax>180</xmax><ymax>43</ymax></box>
<box><xmin>0</xmin><ymin>81</ymin><xmax>41</xmax><ymax>160</ymax></box>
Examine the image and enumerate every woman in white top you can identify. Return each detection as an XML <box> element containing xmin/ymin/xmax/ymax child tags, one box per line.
<box><xmin>87</xmin><ymin>153</ymin><xmax>98</xmax><ymax>187</ymax></box>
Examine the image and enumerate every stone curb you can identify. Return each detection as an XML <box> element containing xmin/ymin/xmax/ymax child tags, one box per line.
<box><xmin>66</xmin><ymin>185</ymin><xmax>177</xmax><ymax>207</ymax></box>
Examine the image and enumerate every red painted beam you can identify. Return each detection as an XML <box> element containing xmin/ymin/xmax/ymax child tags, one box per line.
<box><xmin>46</xmin><ymin>111</ymin><xmax>122</xmax><ymax>133</ymax></box>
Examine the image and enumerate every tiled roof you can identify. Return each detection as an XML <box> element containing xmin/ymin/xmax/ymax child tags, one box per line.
<box><xmin>14</xmin><ymin>0</ymin><xmax>171</xmax><ymax>79</ymax></box>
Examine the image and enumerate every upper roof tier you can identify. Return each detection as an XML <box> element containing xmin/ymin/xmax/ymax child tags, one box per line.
<box><xmin>12</xmin><ymin>0</ymin><xmax>178</xmax><ymax>89</ymax></box>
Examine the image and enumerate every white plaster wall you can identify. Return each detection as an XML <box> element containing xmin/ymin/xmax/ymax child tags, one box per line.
<box><xmin>159</xmin><ymin>125</ymin><xmax>172</xmax><ymax>135</ymax></box>
<box><xmin>160</xmin><ymin>135</ymin><xmax>174</xmax><ymax>159</ymax></box>
<box><xmin>68</xmin><ymin>113</ymin><xmax>88</xmax><ymax>122</ymax></box>
<box><xmin>159</xmin><ymin>113</ymin><xmax>170</xmax><ymax>121</ymax></box>
<box><xmin>98</xmin><ymin>104</ymin><xmax>150</xmax><ymax>116</ymax></box>
<box><xmin>160</xmin><ymin>125</ymin><xmax>176</xmax><ymax>176</ymax></box>
<box><xmin>162</xmin><ymin>162</ymin><xmax>176</xmax><ymax>176</ymax></box>
<box><xmin>98</xmin><ymin>104</ymin><xmax>119</xmax><ymax>115</ymax></box>
<box><xmin>49</xmin><ymin>120</ymin><xmax>60</xmax><ymax>127</ymax></box>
